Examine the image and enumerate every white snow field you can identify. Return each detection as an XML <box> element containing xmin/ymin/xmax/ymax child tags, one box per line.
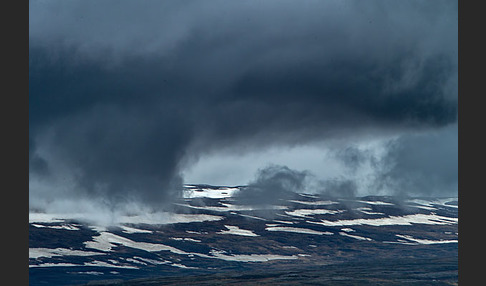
<box><xmin>339</xmin><ymin>232</ymin><xmax>373</xmax><ymax>241</ymax></box>
<box><xmin>29</xmin><ymin>248</ymin><xmax>104</xmax><ymax>259</ymax></box>
<box><xmin>217</xmin><ymin>225</ymin><xmax>260</xmax><ymax>236</ymax></box>
<box><xmin>29</xmin><ymin>186</ymin><xmax>458</xmax><ymax>284</ymax></box>
<box><xmin>182</xmin><ymin>186</ymin><xmax>240</xmax><ymax>199</ymax></box>
<box><xmin>395</xmin><ymin>234</ymin><xmax>458</xmax><ymax>245</ymax></box>
<box><xmin>308</xmin><ymin>213</ymin><xmax>457</xmax><ymax>227</ymax></box>
<box><xmin>83</xmin><ymin>230</ymin><xmax>297</xmax><ymax>263</ymax></box>
<box><xmin>30</xmin><ymin>211</ymin><xmax>224</xmax><ymax>225</ymax></box>
<box><xmin>284</xmin><ymin>208</ymin><xmax>343</xmax><ymax>218</ymax></box>
<box><xmin>209</xmin><ymin>250</ymin><xmax>298</xmax><ymax>262</ymax></box>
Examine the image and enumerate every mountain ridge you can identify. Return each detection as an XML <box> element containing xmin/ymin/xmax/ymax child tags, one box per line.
<box><xmin>29</xmin><ymin>184</ymin><xmax>458</xmax><ymax>285</ymax></box>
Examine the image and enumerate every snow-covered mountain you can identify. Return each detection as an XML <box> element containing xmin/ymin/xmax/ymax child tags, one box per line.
<box><xmin>29</xmin><ymin>185</ymin><xmax>458</xmax><ymax>285</ymax></box>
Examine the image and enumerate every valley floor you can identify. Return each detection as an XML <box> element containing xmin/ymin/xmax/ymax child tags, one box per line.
<box><xmin>82</xmin><ymin>256</ymin><xmax>458</xmax><ymax>286</ymax></box>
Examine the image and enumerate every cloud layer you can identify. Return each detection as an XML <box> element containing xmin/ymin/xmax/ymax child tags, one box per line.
<box><xmin>29</xmin><ymin>0</ymin><xmax>458</xmax><ymax>209</ymax></box>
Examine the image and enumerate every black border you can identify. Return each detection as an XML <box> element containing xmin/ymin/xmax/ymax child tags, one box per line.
<box><xmin>458</xmin><ymin>0</ymin><xmax>474</xmax><ymax>284</ymax></box>
<box><xmin>7</xmin><ymin>0</ymin><xmax>29</xmax><ymax>284</ymax></box>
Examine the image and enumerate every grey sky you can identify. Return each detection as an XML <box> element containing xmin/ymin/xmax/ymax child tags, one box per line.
<box><xmin>29</xmin><ymin>0</ymin><xmax>458</xmax><ymax>210</ymax></box>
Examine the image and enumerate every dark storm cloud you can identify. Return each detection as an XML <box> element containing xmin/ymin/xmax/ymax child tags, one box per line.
<box><xmin>323</xmin><ymin>124</ymin><xmax>458</xmax><ymax>197</ymax></box>
<box><xmin>235</xmin><ymin>165</ymin><xmax>310</xmax><ymax>206</ymax></box>
<box><xmin>29</xmin><ymin>0</ymin><xmax>457</xmax><ymax>205</ymax></box>
<box><xmin>319</xmin><ymin>178</ymin><xmax>358</xmax><ymax>198</ymax></box>
<box><xmin>374</xmin><ymin>124</ymin><xmax>458</xmax><ymax>197</ymax></box>
<box><xmin>333</xmin><ymin>146</ymin><xmax>379</xmax><ymax>174</ymax></box>
<box><xmin>234</xmin><ymin>165</ymin><xmax>356</xmax><ymax>206</ymax></box>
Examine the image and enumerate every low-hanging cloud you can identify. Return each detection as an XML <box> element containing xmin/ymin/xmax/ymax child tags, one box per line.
<box><xmin>375</xmin><ymin>124</ymin><xmax>458</xmax><ymax>197</ymax></box>
<box><xmin>29</xmin><ymin>0</ymin><xmax>458</xmax><ymax>210</ymax></box>
<box><xmin>234</xmin><ymin>165</ymin><xmax>310</xmax><ymax>206</ymax></box>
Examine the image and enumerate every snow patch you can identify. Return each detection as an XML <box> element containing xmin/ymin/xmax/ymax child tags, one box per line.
<box><xmin>31</xmin><ymin>223</ymin><xmax>80</xmax><ymax>231</ymax></box>
<box><xmin>182</xmin><ymin>187</ymin><xmax>240</xmax><ymax>199</ymax></box>
<box><xmin>30</xmin><ymin>211</ymin><xmax>223</xmax><ymax>226</ymax></box>
<box><xmin>339</xmin><ymin>232</ymin><xmax>372</xmax><ymax>241</ymax></box>
<box><xmin>237</xmin><ymin>213</ymin><xmax>267</xmax><ymax>221</ymax></box>
<box><xmin>70</xmin><ymin>271</ymin><xmax>104</xmax><ymax>275</ymax></box>
<box><xmin>29</xmin><ymin>263</ymin><xmax>80</xmax><ymax>268</ymax></box>
<box><xmin>406</xmin><ymin>198</ymin><xmax>458</xmax><ymax>210</ymax></box>
<box><xmin>217</xmin><ymin>225</ymin><xmax>259</xmax><ymax>237</ymax></box>
<box><xmin>84</xmin><ymin>261</ymin><xmax>139</xmax><ymax>269</ymax></box>
<box><xmin>133</xmin><ymin>256</ymin><xmax>169</xmax><ymax>265</ymax></box>
<box><xmin>309</xmin><ymin>213</ymin><xmax>457</xmax><ymax>227</ymax></box>
<box><xmin>186</xmin><ymin>230</ymin><xmax>209</xmax><ymax>235</ymax></box>
<box><xmin>170</xmin><ymin>263</ymin><xmax>198</xmax><ymax>269</ymax></box>
<box><xmin>209</xmin><ymin>250</ymin><xmax>298</xmax><ymax>262</ymax></box>
<box><xmin>356</xmin><ymin>207</ymin><xmax>384</xmax><ymax>215</ymax></box>
<box><xmin>29</xmin><ymin>213</ymin><xmax>66</xmax><ymax>224</ymax></box>
<box><xmin>125</xmin><ymin>258</ymin><xmax>148</xmax><ymax>265</ymax></box>
<box><xmin>274</xmin><ymin>220</ymin><xmax>294</xmax><ymax>224</ymax></box>
<box><xmin>120</xmin><ymin>226</ymin><xmax>153</xmax><ymax>234</ymax></box>
<box><xmin>265</xmin><ymin>226</ymin><xmax>333</xmax><ymax>236</ymax></box>
<box><xmin>84</xmin><ymin>232</ymin><xmax>189</xmax><ymax>254</ymax></box>
<box><xmin>285</xmin><ymin>209</ymin><xmax>343</xmax><ymax>218</ymax></box>
<box><xmin>358</xmin><ymin>200</ymin><xmax>394</xmax><ymax>206</ymax></box>
<box><xmin>29</xmin><ymin>248</ymin><xmax>104</xmax><ymax>259</ymax></box>
<box><xmin>395</xmin><ymin>234</ymin><xmax>458</xmax><ymax>245</ymax></box>
<box><xmin>170</xmin><ymin>237</ymin><xmax>202</xmax><ymax>242</ymax></box>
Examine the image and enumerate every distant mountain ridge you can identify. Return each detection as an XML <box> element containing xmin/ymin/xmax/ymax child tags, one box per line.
<box><xmin>29</xmin><ymin>185</ymin><xmax>458</xmax><ymax>285</ymax></box>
